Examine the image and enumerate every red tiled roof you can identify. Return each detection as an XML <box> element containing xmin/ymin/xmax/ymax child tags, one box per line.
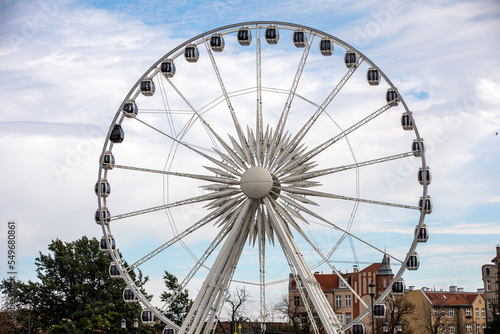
<box><xmin>424</xmin><ymin>292</ymin><xmax>480</xmax><ymax>306</ymax></box>
<box><xmin>315</xmin><ymin>274</ymin><xmax>340</xmax><ymax>292</ymax></box>
<box><xmin>361</xmin><ymin>263</ymin><xmax>382</xmax><ymax>272</ymax></box>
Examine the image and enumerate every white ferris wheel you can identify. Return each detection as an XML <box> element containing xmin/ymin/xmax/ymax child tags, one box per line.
<box><xmin>95</xmin><ymin>21</ymin><xmax>431</xmax><ymax>334</ymax></box>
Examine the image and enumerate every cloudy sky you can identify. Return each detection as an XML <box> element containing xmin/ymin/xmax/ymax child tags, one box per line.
<box><xmin>1</xmin><ymin>0</ymin><xmax>499</xmax><ymax>318</ymax></box>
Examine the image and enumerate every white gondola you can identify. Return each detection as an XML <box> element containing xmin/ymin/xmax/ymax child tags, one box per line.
<box><xmin>161</xmin><ymin>59</ymin><xmax>176</xmax><ymax>78</ymax></box>
<box><xmin>109</xmin><ymin>262</ymin><xmax>121</xmax><ymax>279</ymax></box>
<box><xmin>401</xmin><ymin>111</ymin><xmax>414</xmax><ymax>130</ymax></box>
<box><xmin>412</xmin><ymin>138</ymin><xmax>425</xmax><ymax>157</ymax></box>
<box><xmin>94</xmin><ymin>207</ymin><xmax>111</xmax><ymax>225</ymax></box>
<box><xmin>293</xmin><ymin>29</ymin><xmax>306</xmax><ymax>47</ymax></box>
<box><xmin>94</xmin><ymin>179</ymin><xmax>110</xmax><ymax>197</ymax></box>
<box><xmin>367</xmin><ymin>67</ymin><xmax>380</xmax><ymax>86</ymax></box>
<box><xmin>140</xmin><ymin>78</ymin><xmax>155</xmax><ymax>96</ymax></box>
<box><xmin>352</xmin><ymin>323</ymin><xmax>366</xmax><ymax>334</ymax></box>
<box><xmin>392</xmin><ymin>278</ymin><xmax>405</xmax><ymax>296</ymax></box>
<box><xmin>102</xmin><ymin>152</ymin><xmax>115</xmax><ymax>170</ymax></box>
<box><xmin>123</xmin><ymin>287</ymin><xmax>138</xmax><ymax>303</ymax></box>
<box><xmin>319</xmin><ymin>37</ymin><xmax>333</xmax><ymax>56</ymax></box>
<box><xmin>418</xmin><ymin>166</ymin><xmax>432</xmax><ymax>185</ymax></box>
<box><xmin>344</xmin><ymin>50</ymin><xmax>357</xmax><ymax>68</ymax></box>
<box><xmin>265</xmin><ymin>25</ymin><xmax>279</xmax><ymax>44</ymax></box>
<box><xmin>110</xmin><ymin>124</ymin><xmax>124</xmax><ymax>143</ymax></box>
<box><xmin>386</xmin><ymin>88</ymin><xmax>399</xmax><ymax>106</ymax></box>
<box><xmin>184</xmin><ymin>44</ymin><xmax>199</xmax><ymax>63</ymax></box>
<box><xmin>100</xmin><ymin>235</ymin><xmax>116</xmax><ymax>251</ymax></box>
<box><xmin>141</xmin><ymin>310</ymin><xmax>155</xmax><ymax>325</ymax></box>
<box><xmin>419</xmin><ymin>195</ymin><xmax>433</xmax><ymax>214</ymax></box>
<box><xmin>122</xmin><ymin>100</ymin><xmax>138</xmax><ymax>118</ymax></box>
<box><xmin>210</xmin><ymin>33</ymin><xmax>225</xmax><ymax>52</ymax></box>
<box><xmin>163</xmin><ymin>328</ymin><xmax>175</xmax><ymax>334</ymax></box>
<box><xmin>237</xmin><ymin>27</ymin><xmax>252</xmax><ymax>46</ymax></box>
<box><xmin>374</xmin><ymin>304</ymin><xmax>386</xmax><ymax>318</ymax></box>
<box><xmin>406</xmin><ymin>252</ymin><xmax>420</xmax><ymax>270</ymax></box>
<box><xmin>415</xmin><ymin>224</ymin><xmax>429</xmax><ymax>243</ymax></box>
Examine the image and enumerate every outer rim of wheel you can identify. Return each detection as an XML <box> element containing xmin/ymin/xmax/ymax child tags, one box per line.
<box><xmin>96</xmin><ymin>21</ymin><xmax>429</xmax><ymax>332</ymax></box>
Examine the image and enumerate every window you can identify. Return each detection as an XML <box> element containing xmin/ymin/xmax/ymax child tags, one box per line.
<box><xmin>449</xmin><ymin>324</ymin><xmax>455</xmax><ymax>334</ymax></box>
<box><xmin>345</xmin><ymin>295</ymin><xmax>351</xmax><ymax>307</ymax></box>
<box><xmin>482</xmin><ymin>308</ymin><xmax>485</xmax><ymax>318</ymax></box>
<box><xmin>335</xmin><ymin>295</ymin><xmax>342</xmax><ymax>307</ymax></box>
<box><xmin>294</xmin><ymin>296</ymin><xmax>300</xmax><ymax>307</ymax></box>
<box><xmin>487</xmin><ymin>299</ymin><xmax>492</xmax><ymax>311</ymax></box>
<box><xmin>434</xmin><ymin>308</ymin><xmax>438</xmax><ymax>317</ymax></box>
<box><xmin>465</xmin><ymin>308</ymin><xmax>472</xmax><ymax>316</ymax></box>
<box><xmin>337</xmin><ymin>313</ymin><xmax>343</xmax><ymax>324</ymax></box>
<box><xmin>476</xmin><ymin>308</ymin><xmax>480</xmax><ymax>319</ymax></box>
<box><xmin>486</xmin><ymin>280</ymin><xmax>491</xmax><ymax>291</ymax></box>
<box><xmin>466</xmin><ymin>323</ymin><xmax>472</xmax><ymax>332</ymax></box>
<box><xmin>476</xmin><ymin>324</ymin><xmax>480</xmax><ymax>333</ymax></box>
<box><xmin>449</xmin><ymin>308</ymin><xmax>454</xmax><ymax>318</ymax></box>
<box><xmin>346</xmin><ymin>313</ymin><xmax>352</xmax><ymax>324</ymax></box>
<box><xmin>441</xmin><ymin>324</ymin><xmax>446</xmax><ymax>333</ymax></box>
<box><xmin>340</xmin><ymin>280</ymin><xmax>347</xmax><ymax>288</ymax></box>
<box><xmin>442</xmin><ymin>308</ymin><xmax>445</xmax><ymax>317</ymax></box>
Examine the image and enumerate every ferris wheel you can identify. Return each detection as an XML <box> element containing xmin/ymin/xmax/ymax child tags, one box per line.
<box><xmin>95</xmin><ymin>21</ymin><xmax>431</xmax><ymax>334</ymax></box>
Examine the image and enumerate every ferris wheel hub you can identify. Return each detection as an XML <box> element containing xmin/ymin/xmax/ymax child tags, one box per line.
<box><xmin>240</xmin><ymin>166</ymin><xmax>273</xmax><ymax>199</ymax></box>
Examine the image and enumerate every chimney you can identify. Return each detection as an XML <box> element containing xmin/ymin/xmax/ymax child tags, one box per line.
<box><xmin>478</xmin><ymin>288</ymin><xmax>484</xmax><ymax>293</ymax></box>
<box><xmin>458</xmin><ymin>287</ymin><xmax>464</xmax><ymax>292</ymax></box>
<box><xmin>408</xmin><ymin>286</ymin><xmax>415</xmax><ymax>291</ymax></box>
<box><xmin>450</xmin><ymin>286</ymin><xmax>457</xmax><ymax>292</ymax></box>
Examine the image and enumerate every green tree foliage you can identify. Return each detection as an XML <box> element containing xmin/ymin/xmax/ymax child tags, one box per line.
<box><xmin>160</xmin><ymin>271</ymin><xmax>193</xmax><ymax>326</ymax></box>
<box><xmin>0</xmin><ymin>236</ymin><xmax>161</xmax><ymax>333</ymax></box>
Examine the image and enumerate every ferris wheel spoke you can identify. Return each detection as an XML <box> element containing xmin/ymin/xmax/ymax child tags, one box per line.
<box><xmin>256</xmin><ymin>27</ymin><xmax>263</xmax><ymax>166</ymax></box>
<box><xmin>281</xmin><ymin>151</ymin><xmax>414</xmax><ymax>183</ymax></box>
<box><xmin>281</xmin><ymin>186</ymin><xmax>419</xmax><ymax>210</ymax></box>
<box><xmin>112</xmin><ymin>164</ymin><xmax>239</xmax><ymax>184</ymax></box>
<box><xmin>275</xmin><ymin>103</ymin><xmax>392</xmax><ymax>177</ymax></box>
<box><xmin>203</xmin><ymin>39</ymin><xmax>253</xmax><ymax>166</ymax></box>
<box><xmin>266</xmin><ymin>32</ymin><xmax>314</xmax><ymax>168</ymax></box>
<box><xmin>125</xmin><ymin>196</ymin><xmax>244</xmax><ymax>272</ymax></box>
<box><xmin>111</xmin><ymin>188</ymin><xmax>241</xmax><ymax>222</ymax></box>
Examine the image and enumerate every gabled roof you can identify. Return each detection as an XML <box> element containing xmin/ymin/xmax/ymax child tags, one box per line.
<box><xmin>424</xmin><ymin>292</ymin><xmax>481</xmax><ymax>306</ymax></box>
<box><xmin>290</xmin><ymin>273</ymin><xmax>341</xmax><ymax>291</ymax></box>
<box><xmin>361</xmin><ymin>263</ymin><xmax>382</xmax><ymax>272</ymax></box>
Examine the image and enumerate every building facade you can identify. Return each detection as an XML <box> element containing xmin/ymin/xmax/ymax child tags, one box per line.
<box><xmin>288</xmin><ymin>255</ymin><xmax>393</xmax><ymax>329</ymax></box>
<box><xmin>482</xmin><ymin>246</ymin><xmax>500</xmax><ymax>323</ymax></box>
<box><xmin>405</xmin><ymin>288</ymin><xmax>487</xmax><ymax>334</ymax></box>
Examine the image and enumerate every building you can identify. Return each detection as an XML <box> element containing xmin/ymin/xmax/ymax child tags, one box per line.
<box><xmin>481</xmin><ymin>246</ymin><xmax>500</xmax><ymax>323</ymax></box>
<box><xmin>288</xmin><ymin>254</ymin><xmax>393</xmax><ymax>329</ymax></box>
<box><xmin>405</xmin><ymin>287</ymin><xmax>487</xmax><ymax>333</ymax></box>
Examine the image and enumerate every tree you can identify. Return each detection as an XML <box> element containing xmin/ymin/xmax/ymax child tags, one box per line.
<box><xmin>273</xmin><ymin>293</ymin><xmax>313</xmax><ymax>334</ymax></box>
<box><xmin>0</xmin><ymin>236</ymin><xmax>160</xmax><ymax>333</ymax></box>
<box><xmin>160</xmin><ymin>271</ymin><xmax>193</xmax><ymax>326</ymax></box>
<box><xmin>384</xmin><ymin>294</ymin><xmax>415</xmax><ymax>334</ymax></box>
<box><xmin>223</xmin><ymin>286</ymin><xmax>253</xmax><ymax>334</ymax></box>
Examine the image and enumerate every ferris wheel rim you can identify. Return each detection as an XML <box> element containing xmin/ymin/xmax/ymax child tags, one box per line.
<box><xmin>95</xmin><ymin>21</ymin><xmax>430</xmax><ymax>333</ymax></box>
